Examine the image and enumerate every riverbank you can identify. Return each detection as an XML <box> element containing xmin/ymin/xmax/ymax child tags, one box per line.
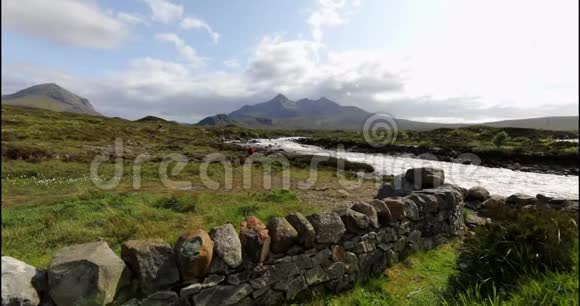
<box><xmin>298</xmin><ymin>136</ymin><xmax>579</xmax><ymax>176</ymax></box>
<box><xmin>246</xmin><ymin>137</ymin><xmax>579</xmax><ymax>199</ymax></box>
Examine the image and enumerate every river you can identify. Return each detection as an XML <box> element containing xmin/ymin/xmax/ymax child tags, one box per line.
<box><xmin>243</xmin><ymin>137</ymin><xmax>579</xmax><ymax>199</ymax></box>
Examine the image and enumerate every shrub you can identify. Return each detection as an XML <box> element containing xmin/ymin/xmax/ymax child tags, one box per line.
<box><xmin>449</xmin><ymin>207</ymin><xmax>578</xmax><ymax>297</ymax></box>
<box><xmin>154</xmin><ymin>194</ymin><xmax>197</xmax><ymax>213</ymax></box>
<box><xmin>492</xmin><ymin>131</ymin><xmax>510</xmax><ymax>148</ymax></box>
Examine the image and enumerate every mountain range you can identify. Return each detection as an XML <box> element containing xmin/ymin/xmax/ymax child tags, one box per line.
<box><xmin>2</xmin><ymin>83</ymin><xmax>100</xmax><ymax>115</ymax></box>
<box><xmin>197</xmin><ymin>94</ymin><xmax>579</xmax><ymax>131</ymax></box>
<box><xmin>2</xmin><ymin>84</ymin><xmax>577</xmax><ymax>131</ymax></box>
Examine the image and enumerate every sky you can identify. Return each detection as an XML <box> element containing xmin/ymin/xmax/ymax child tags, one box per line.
<box><xmin>1</xmin><ymin>0</ymin><xmax>578</xmax><ymax>123</ymax></box>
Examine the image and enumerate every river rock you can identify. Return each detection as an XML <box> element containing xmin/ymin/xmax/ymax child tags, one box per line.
<box><xmin>2</xmin><ymin>256</ymin><xmax>42</xmax><ymax>306</ymax></box>
<box><xmin>506</xmin><ymin>193</ymin><xmax>537</xmax><ymax>207</ymax></box>
<box><xmin>175</xmin><ymin>229</ymin><xmax>214</xmax><ymax>281</ymax></box>
<box><xmin>351</xmin><ymin>202</ymin><xmax>379</xmax><ymax>228</ymax></box>
<box><xmin>307</xmin><ymin>213</ymin><xmax>346</xmax><ymax>244</ymax></box>
<box><xmin>121</xmin><ymin>239</ymin><xmax>179</xmax><ymax>294</ymax></box>
<box><xmin>481</xmin><ymin>195</ymin><xmax>506</xmax><ymax>210</ymax></box>
<box><xmin>383</xmin><ymin>198</ymin><xmax>406</xmax><ymax>221</ymax></box>
<box><xmin>267</xmin><ymin>217</ymin><xmax>298</xmax><ymax>254</ymax></box>
<box><xmin>404</xmin><ymin>168</ymin><xmax>445</xmax><ymax>189</ymax></box>
<box><xmin>465</xmin><ymin>214</ymin><xmax>490</xmax><ymax>230</ymax></box>
<box><xmin>48</xmin><ymin>241</ymin><xmax>130</xmax><ymax>306</ymax></box>
<box><xmin>210</xmin><ymin>224</ymin><xmax>242</xmax><ymax>269</ymax></box>
<box><xmin>537</xmin><ymin>194</ymin><xmax>572</xmax><ymax>209</ymax></box>
<box><xmin>285</xmin><ymin>213</ymin><xmax>316</xmax><ymax>248</ymax></box>
<box><xmin>338</xmin><ymin>208</ymin><xmax>371</xmax><ymax>234</ymax></box>
<box><xmin>465</xmin><ymin>186</ymin><xmax>491</xmax><ymax>202</ymax></box>
<box><xmin>239</xmin><ymin>216</ymin><xmax>270</xmax><ymax>263</ymax></box>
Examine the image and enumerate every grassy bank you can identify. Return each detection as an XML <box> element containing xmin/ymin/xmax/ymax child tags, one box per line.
<box><xmin>2</xmin><ymin>189</ymin><xmax>320</xmax><ymax>268</ymax></box>
<box><xmin>310</xmin><ymin>241</ymin><xmax>578</xmax><ymax>306</ymax></box>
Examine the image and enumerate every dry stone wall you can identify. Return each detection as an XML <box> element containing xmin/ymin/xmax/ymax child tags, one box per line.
<box><xmin>2</xmin><ymin>168</ymin><xmax>466</xmax><ymax>306</ymax></box>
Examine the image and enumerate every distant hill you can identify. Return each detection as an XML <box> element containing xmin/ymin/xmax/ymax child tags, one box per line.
<box><xmin>1</xmin><ymin>83</ymin><xmax>100</xmax><ymax>116</ymax></box>
<box><xmin>135</xmin><ymin>115</ymin><xmax>168</xmax><ymax>122</ymax></box>
<box><xmin>197</xmin><ymin>94</ymin><xmax>578</xmax><ymax>131</ymax></box>
<box><xmin>478</xmin><ymin>116</ymin><xmax>578</xmax><ymax>131</ymax></box>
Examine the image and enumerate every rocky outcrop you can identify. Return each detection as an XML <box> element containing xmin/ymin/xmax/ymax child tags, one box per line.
<box><xmin>48</xmin><ymin>241</ymin><xmax>130</xmax><ymax>306</ymax></box>
<box><xmin>2</xmin><ymin>256</ymin><xmax>42</xmax><ymax>306</ymax></box>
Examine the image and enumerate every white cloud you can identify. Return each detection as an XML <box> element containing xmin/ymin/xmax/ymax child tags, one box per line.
<box><xmin>223</xmin><ymin>59</ymin><xmax>241</xmax><ymax>69</ymax></box>
<box><xmin>180</xmin><ymin>17</ymin><xmax>220</xmax><ymax>44</ymax></box>
<box><xmin>1</xmin><ymin>0</ymin><xmax>129</xmax><ymax>48</ymax></box>
<box><xmin>116</xmin><ymin>12</ymin><xmax>147</xmax><ymax>25</ymax></box>
<box><xmin>155</xmin><ymin>33</ymin><xmax>206</xmax><ymax>67</ymax></box>
<box><xmin>2</xmin><ymin>0</ymin><xmax>577</xmax><ymax>123</ymax></box>
<box><xmin>307</xmin><ymin>0</ymin><xmax>360</xmax><ymax>42</ymax></box>
<box><xmin>144</xmin><ymin>0</ymin><xmax>183</xmax><ymax>24</ymax></box>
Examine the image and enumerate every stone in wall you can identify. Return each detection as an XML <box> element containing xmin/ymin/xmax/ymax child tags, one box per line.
<box><xmin>175</xmin><ymin>229</ymin><xmax>214</xmax><ymax>281</ymax></box>
<box><xmin>239</xmin><ymin>217</ymin><xmax>270</xmax><ymax>264</ymax></box>
<box><xmin>4</xmin><ymin>169</ymin><xmax>469</xmax><ymax>306</ymax></box>
<box><xmin>369</xmin><ymin>199</ymin><xmax>393</xmax><ymax>225</ymax></box>
<box><xmin>351</xmin><ymin>202</ymin><xmax>379</xmax><ymax>229</ymax></box>
<box><xmin>267</xmin><ymin>217</ymin><xmax>298</xmax><ymax>254</ymax></box>
<box><xmin>121</xmin><ymin>239</ymin><xmax>180</xmax><ymax>294</ymax></box>
<box><xmin>285</xmin><ymin>213</ymin><xmax>316</xmax><ymax>249</ymax></box>
<box><xmin>338</xmin><ymin>208</ymin><xmax>372</xmax><ymax>234</ymax></box>
<box><xmin>383</xmin><ymin>198</ymin><xmax>406</xmax><ymax>221</ymax></box>
<box><xmin>405</xmin><ymin>167</ymin><xmax>445</xmax><ymax>189</ymax></box>
<box><xmin>306</xmin><ymin>212</ymin><xmax>346</xmax><ymax>244</ymax></box>
<box><xmin>209</xmin><ymin>224</ymin><xmax>243</xmax><ymax>271</ymax></box>
<box><xmin>2</xmin><ymin>256</ymin><xmax>42</xmax><ymax>306</ymax></box>
<box><xmin>48</xmin><ymin>241</ymin><xmax>130</xmax><ymax>306</ymax></box>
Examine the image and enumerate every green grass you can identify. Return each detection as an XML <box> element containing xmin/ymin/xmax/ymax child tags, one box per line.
<box><xmin>309</xmin><ymin>239</ymin><xmax>579</xmax><ymax>306</ymax></box>
<box><xmin>443</xmin><ymin>269</ymin><xmax>579</xmax><ymax>306</ymax></box>
<box><xmin>309</xmin><ymin>242</ymin><xmax>460</xmax><ymax>306</ymax></box>
<box><xmin>1</xmin><ymin>189</ymin><xmax>319</xmax><ymax>268</ymax></box>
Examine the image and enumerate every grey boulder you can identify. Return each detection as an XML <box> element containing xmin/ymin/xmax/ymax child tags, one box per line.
<box><xmin>1</xmin><ymin>256</ymin><xmax>42</xmax><ymax>306</ymax></box>
<box><xmin>307</xmin><ymin>213</ymin><xmax>346</xmax><ymax>244</ymax></box>
<box><xmin>121</xmin><ymin>239</ymin><xmax>180</xmax><ymax>294</ymax></box>
<box><xmin>209</xmin><ymin>224</ymin><xmax>242</xmax><ymax>269</ymax></box>
<box><xmin>48</xmin><ymin>241</ymin><xmax>130</xmax><ymax>306</ymax></box>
